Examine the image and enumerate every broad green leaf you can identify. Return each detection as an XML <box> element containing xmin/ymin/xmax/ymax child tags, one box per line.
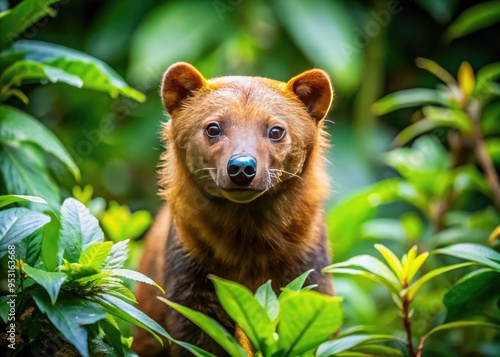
<box><xmin>0</xmin><ymin>142</ymin><xmax>60</xmax><ymax>210</ymax></box>
<box><xmin>159</xmin><ymin>298</ymin><xmax>248</xmax><ymax>357</ymax></box>
<box><xmin>22</xmin><ymin>264</ymin><xmax>66</xmax><ymax>304</ymax></box>
<box><xmin>316</xmin><ymin>334</ymin><xmax>399</xmax><ymax>357</ymax></box>
<box><xmin>443</xmin><ymin>268</ymin><xmax>500</xmax><ymax>321</ymax></box>
<box><xmin>371</xmin><ymin>89</ymin><xmax>450</xmax><ymax>116</ymax></box>
<box><xmin>16</xmin><ymin>228</ymin><xmax>43</xmax><ymax>266</ymax></box>
<box><xmin>102</xmin><ymin>239</ymin><xmax>129</xmax><ymax>270</ymax></box>
<box><xmin>59</xmin><ymin>260</ymin><xmax>100</xmax><ymax>280</ymax></box>
<box><xmin>0</xmin><ymin>0</ymin><xmax>59</xmax><ymax>50</ymax></box>
<box><xmin>58</xmin><ymin>198</ymin><xmax>104</xmax><ymax>263</ymax></box>
<box><xmin>0</xmin><ymin>194</ymin><xmax>48</xmax><ymax>209</ymax></box>
<box><xmin>431</xmin><ymin>228</ymin><xmax>492</xmax><ymax>248</ymax></box>
<box><xmin>32</xmin><ymin>290</ymin><xmax>107</xmax><ymax>357</ymax></box>
<box><xmin>444</xmin><ymin>1</ymin><xmax>500</xmax><ymax>42</ymax></box>
<box><xmin>434</xmin><ymin>243</ymin><xmax>500</xmax><ymax>270</ymax></box>
<box><xmin>403</xmin><ymin>262</ymin><xmax>474</xmax><ymax>300</ymax></box>
<box><xmin>99</xmin><ymin>316</ymin><xmax>124</xmax><ymax>357</ymax></box>
<box><xmin>210</xmin><ymin>276</ymin><xmax>275</xmax><ymax>354</ymax></box>
<box><xmin>273</xmin><ymin>0</ymin><xmax>362</xmax><ymax>93</ymax></box>
<box><xmin>393</xmin><ymin>118</ymin><xmax>445</xmax><ymax>146</ymax></box>
<box><xmin>78</xmin><ymin>241</ymin><xmax>113</xmax><ymax>268</ymax></box>
<box><xmin>97</xmin><ymin>277</ymin><xmax>137</xmax><ymax>305</ymax></box>
<box><xmin>0</xmin><ymin>207</ymin><xmax>50</xmax><ymax>256</ymax></box>
<box><xmin>110</xmin><ymin>268</ymin><xmax>165</xmax><ymax>294</ymax></box>
<box><xmin>327</xmin><ymin>179</ymin><xmax>428</xmax><ymax>259</ymax></box>
<box><xmin>324</xmin><ymin>255</ymin><xmax>400</xmax><ymax>288</ymax></box>
<box><xmin>41</xmin><ymin>211</ymin><xmax>60</xmax><ymax>271</ymax></box>
<box><xmin>351</xmin><ymin>344</ymin><xmax>403</xmax><ymax>356</ymax></box>
<box><xmin>277</xmin><ymin>291</ymin><xmax>343</xmax><ymax>357</ymax></box>
<box><xmin>5</xmin><ymin>40</ymin><xmax>145</xmax><ymax>102</ymax></box>
<box><xmin>322</xmin><ymin>267</ymin><xmax>400</xmax><ymax>297</ymax></box>
<box><xmin>0</xmin><ymin>296</ymin><xmax>10</xmax><ymax>323</ymax></box>
<box><xmin>94</xmin><ymin>293</ymin><xmax>170</xmax><ymax>344</ymax></box>
<box><xmin>0</xmin><ymin>60</ymin><xmax>83</xmax><ymax>98</ymax></box>
<box><xmin>255</xmin><ymin>280</ymin><xmax>279</xmax><ymax>321</ymax></box>
<box><xmin>374</xmin><ymin>244</ymin><xmax>404</xmax><ymax>283</ymax></box>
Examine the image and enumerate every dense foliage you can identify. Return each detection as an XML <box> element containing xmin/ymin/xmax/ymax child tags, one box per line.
<box><xmin>1</xmin><ymin>0</ymin><xmax>500</xmax><ymax>356</ymax></box>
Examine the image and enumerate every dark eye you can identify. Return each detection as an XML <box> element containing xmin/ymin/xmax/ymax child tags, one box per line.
<box><xmin>206</xmin><ymin>123</ymin><xmax>221</xmax><ymax>138</ymax></box>
<box><xmin>268</xmin><ymin>126</ymin><xmax>286</xmax><ymax>141</ymax></box>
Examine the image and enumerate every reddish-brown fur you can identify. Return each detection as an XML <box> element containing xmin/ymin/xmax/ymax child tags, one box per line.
<box><xmin>133</xmin><ymin>63</ymin><xmax>335</xmax><ymax>357</ymax></box>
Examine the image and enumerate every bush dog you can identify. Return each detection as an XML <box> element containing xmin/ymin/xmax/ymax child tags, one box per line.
<box><xmin>133</xmin><ymin>63</ymin><xmax>334</xmax><ymax>356</ymax></box>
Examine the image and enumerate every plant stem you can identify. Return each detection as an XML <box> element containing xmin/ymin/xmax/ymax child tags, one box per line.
<box><xmin>402</xmin><ymin>297</ymin><xmax>416</xmax><ymax>357</ymax></box>
<box><xmin>468</xmin><ymin>100</ymin><xmax>500</xmax><ymax>210</ymax></box>
<box><xmin>416</xmin><ymin>335</ymin><xmax>428</xmax><ymax>357</ymax></box>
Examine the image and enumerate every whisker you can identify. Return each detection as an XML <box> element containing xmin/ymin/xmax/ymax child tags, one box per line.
<box><xmin>193</xmin><ymin>167</ymin><xmax>217</xmax><ymax>174</ymax></box>
<box><xmin>269</xmin><ymin>169</ymin><xmax>303</xmax><ymax>180</ymax></box>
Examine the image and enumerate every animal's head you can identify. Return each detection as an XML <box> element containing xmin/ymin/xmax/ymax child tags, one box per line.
<box><xmin>161</xmin><ymin>62</ymin><xmax>333</xmax><ymax>203</ymax></box>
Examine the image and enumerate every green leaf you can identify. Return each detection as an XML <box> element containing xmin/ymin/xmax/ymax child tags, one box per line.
<box><xmin>0</xmin><ymin>60</ymin><xmax>84</xmax><ymax>99</ymax></box>
<box><xmin>255</xmin><ymin>280</ymin><xmax>279</xmax><ymax>321</ymax></box>
<box><xmin>32</xmin><ymin>290</ymin><xmax>107</xmax><ymax>357</ymax></box>
<box><xmin>0</xmin><ymin>194</ymin><xmax>48</xmax><ymax>209</ymax></box>
<box><xmin>374</xmin><ymin>244</ymin><xmax>404</xmax><ymax>283</ymax></box>
<box><xmin>434</xmin><ymin>243</ymin><xmax>500</xmax><ymax>270</ymax></box>
<box><xmin>277</xmin><ymin>291</ymin><xmax>343</xmax><ymax>357</ymax></box>
<box><xmin>110</xmin><ymin>268</ymin><xmax>165</xmax><ymax>294</ymax></box>
<box><xmin>0</xmin><ymin>142</ymin><xmax>60</xmax><ymax>210</ymax></box>
<box><xmin>443</xmin><ymin>268</ymin><xmax>500</xmax><ymax>321</ymax></box>
<box><xmin>99</xmin><ymin>316</ymin><xmax>124</xmax><ymax>357</ymax></box>
<box><xmin>476</xmin><ymin>62</ymin><xmax>500</xmax><ymax>95</ymax></box>
<box><xmin>316</xmin><ymin>334</ymin><xmax>399</xmax><ymax>357</ymax></box>
<box><xmin>430</xmin><ymin>228</ymin><xmax>492</xmax><ymax>248</ymax></box>
<box><xmin>0</xmin><ymin>207</ymin><xmax>50</xmax><ymax>256</ymax></box>
<box><xmin>100</xmin><ymin>201</ymin><xmax>152</xmax><ymax>241</ymax></box>
<box><xmin>403</xmin><ymin>262</ymin><xmax>474</xmax><ymax>300</ymax></box>
<box><xmin>273</xmin><ymin>0</ymin><xmax>362</xmax><ymax>93</ymax></box>
<box><xmin>210</xmin><ymin>275</ymin><xmax>275</xmax><ymax>354</ymax></box>
<box><xmin>284</xmin><ymin>269</ymin><xmax>315</xmax><ymax>293</ymax></box>
<box><xmin>393</xmin><ymin>106</ymin><xmax>472</xmax><ymax>145</ymax></box>
<box><xmin>325</xmin><ymin>255</ymin><xmax>400</xmax><ymax>288</ymax></box>
<box><xmin>16</xmin><ymin>228</ymin><xmax>43</xmax><ymax>266</ymax></box>
<box><xmin>0</xmin><ymin>0</ymin><xmax>59</xmax><ymax>50</ymax></box>
<box><xmin>426</xmin><ymin>320</ymin><xmax>500</xmax><ymax>339</ymax></box>
<box><xmin>371</xmin><ymin>89</ymin><xmax>450</xmax><ymax>116</ymax></box>
<box><xmin>444</xmin><ymin>1</ymin><xmax>500</xmax><ymax>42</ymax></box>
<box><xmin>58</xmin><ymin>198</ymin><xmax>104</xmax><ymax>263</ymax></box>
<box><xmin>170</xmin><ymin>340</ymin><xmax>217</xmax><ymax>357</ymax></box>
<box><xmin>5</xmin><ymin>40</ymin><xmax>145</xmax><ymax>102</ymax></box>
<box><xmin>94</xmin><ymin>293</ymin><xmax>170</xmax><ymax>345</ymax></box>
<box><xmin>321</xmin><ymin>267</ymin><xmax>400</xmax><ymax>297</ymax></box>
<box><xmin>79</xmin><ymin>241</ymin><xmax>113</xmax><ymax>268</ymax></box>
<box><xmin>22</xmin><ymin>264</ymin><xmax>66</xmax><ymax>304</ymax></box>
<box><xmin>102</xmin><ymin>239</ymin><xmax>129</xmax><ymax>270</ymax></box>
<box><xmin>159</xmin><ymin>298</ymin><xmax>248</xmax><ymax>357</ymax></box>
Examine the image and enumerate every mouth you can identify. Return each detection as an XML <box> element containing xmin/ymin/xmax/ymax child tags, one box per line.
<box><xmin>219</xmin><ymin>187</ymin><xmax>265</xmax><ymax>203</ymax></box>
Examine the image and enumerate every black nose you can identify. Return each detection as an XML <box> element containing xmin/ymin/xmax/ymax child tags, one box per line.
<box><xmin>227</xmin><ymin>154</ymin><xmax>257</xmax><ymax>186</ymax></box>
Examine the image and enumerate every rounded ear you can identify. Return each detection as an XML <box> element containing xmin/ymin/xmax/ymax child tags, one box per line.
<box><xmin>285</xmin><ymin>69</ymin><xmax>334</xmax><ymax>122</ymax></box>
<box><xmin>161</xmin><ymin>62</ymin><xmax>207</xmax><ymax>115</ymax></box>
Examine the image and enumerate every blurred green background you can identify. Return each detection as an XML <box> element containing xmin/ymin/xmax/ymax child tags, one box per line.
<box><xmin>2</xmin><ymin>0</ymin><xmax>500</xmax><ymax>355</ymax></box>
<box><xmin>8</xmin><ymin>0</ymin><xmax>497</xmax><ymax>215</ymax></box>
